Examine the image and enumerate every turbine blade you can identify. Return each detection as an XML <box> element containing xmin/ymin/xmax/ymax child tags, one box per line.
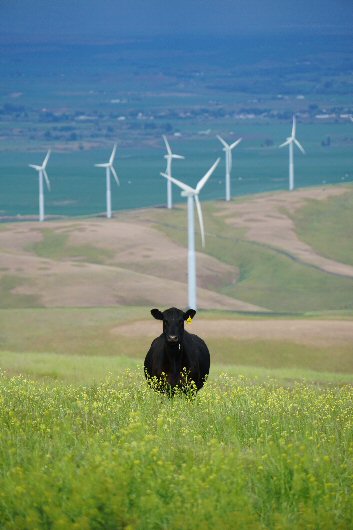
<box><xmin>279</xmin><ymin>139</ymin><xmax>291</xmax><ymax>148</ymax></box>
<box><xmin>291</xmin><ymin>116</ymin><xmax>296</xmax><ymax>138</ymax></box>
<box><xmin>217</xmin><ymin>135</ymin><xmax>229</xmax><ymax>149</ymax></box>
<box><xmin>160</xmin><ymin>172</ymin><xmax>194</xmax><ymax>194</ymax></box>
<box><xmin>43</xmin><ymin>170</ymin><xmax>51</xmax><ymax>191</ymax></box>
<box><xmin>95</xmin><ymin>163</ymin><xmax>109</xmax><ymax>168</ymax></box>
<box><xmin>42</xmin><ymin>149</ymin><xmax>51</xmax><ymax>169</ymax></box>
<box><xmin>163</xmin><ymin>135</ymin><xmax>172</xmax><ymax>155</ymax></box>
<box><xmin>109</xmin><ymin>144</ymin><xmax>117</xmax><ymax>165</ymax></box>
<box><xmin>294</xmin><ymin>138</ymin><xmax>306</xmax><ymax>154</ymax></box>
<box><xmin>230</xmin><ymin>137</ymin><xmax>242</xmax><ymax>150</ymax></box>
<box><xmin>196</xmin><ymin>158</ymin><xmax>220</xmax><ymax>193</ymax></box>
<box><xmin>194</xmin><ymin>195</ymin><xmax>205</xmax><ymax>248</ymax></box>
<box><xmin>29</xmin><ymin>164</ymin><xmax>40</xmax><ymax>170</ymax></box>
<box><xmin>111</xmin><ymin>165</ymin><xmax>120</xmax><ymax>186</ymax></box>
<box><xmin>171</xmin><ymin>154</ymin><xmax>184</xmax><ymax>160</ymax></box>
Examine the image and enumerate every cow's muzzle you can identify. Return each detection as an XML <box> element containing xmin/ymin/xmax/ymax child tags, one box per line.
<box><xmin>167</xmin><ymin>335</ymin><xmax>179</xmax><ymax>343</ymax></box>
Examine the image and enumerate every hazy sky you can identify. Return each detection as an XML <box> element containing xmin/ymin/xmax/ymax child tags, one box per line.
<box><xmin>1</xmin><ymin>0</ymin><xmax>353</xmax><ymax>42</ymax></box>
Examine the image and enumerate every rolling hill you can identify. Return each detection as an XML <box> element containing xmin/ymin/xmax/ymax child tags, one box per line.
<box><xmin>1</xmin><ymin>183</ymin><xmax>353</xmax><ymax>313</ymax></box>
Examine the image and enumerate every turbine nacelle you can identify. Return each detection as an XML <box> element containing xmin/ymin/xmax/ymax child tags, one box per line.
<box><xmin>279</xmin><ymin>137</ymin><xmax>292</xmax><ymax>148</ymax></box>
<box><xmin>162</xmin><ymin>135</ymin><xmax>185</xmax><ymax>209</ymax></box>
<box><xmin>217</xmin><ymin>135</ymin><xmax>242</xmax><ymax>152</ymax></box>
<box><xmin>163</xmin><ymin>135</ymin><xmax>185</xmax><ymax>162</ymax></box>
<box><xmin>217</xmin><ymin>135</ymin><xmax>242</xmax><ymax>201</ymax></box>
<box><xmin>164</xmin><ymin>154</ymin><xmax>184</xmax><ymax>160</ymax></box>
<box><xmin>29</xmin><ymin>150</ymin><xmax>51</xmax><ymax>191</ymax></box>
<box><xmin>181</xmin><ymin>190</ymin><xmax>197</xmax><ymax>198</ymax></box>
<box><xmin>279</xmin><ymin>136</ymin><xmax>306</xmax><ymax>155</ymax></box>
<box><xmin>161</xmin><ymin>157</ymin><xmax>220</xmax><ymax>248</ymax></box>
<box><xmin>279</xmin><ymin>116</ymin><xmax>305</xmax><ymax>192</ymax></box>
<box><xmin>279</xmin><ymin>117</ymin><xmax>305</xmax><ymax>154</ymax></box>
<box><xmin>95</xmin><ymin>144</ymin><xmax>120</xmax><ymax>186</ymax></box>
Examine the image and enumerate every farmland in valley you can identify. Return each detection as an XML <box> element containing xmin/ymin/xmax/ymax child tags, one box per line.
<box><xmin>1</xmin><ymin>34</ymin><xmax>353</xmax><ymax>219</ymax></box>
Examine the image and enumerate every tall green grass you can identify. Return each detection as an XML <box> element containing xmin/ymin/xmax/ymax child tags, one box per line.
<box><xmin>1</xmin><ymin>351</ymin><xmax>353</xmax><ymax>386</ymax></box>
<box><xmin>0</xmin><ymin>369</ymin><xmax>352</xmax><ymax>529</ymax></box>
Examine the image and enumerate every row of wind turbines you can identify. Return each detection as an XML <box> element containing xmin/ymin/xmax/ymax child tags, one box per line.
<box><xmin>28</xmin><ymin>116</ymin><xmax>305</xmax><ymax>309</ymax></box>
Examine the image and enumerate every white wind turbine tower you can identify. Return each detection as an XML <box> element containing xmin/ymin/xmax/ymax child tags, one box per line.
<box><xmin>279</xmin><ymin>116</ymin><xmax>305</xmax><ymax>191</ymax></box>
<box><xmin>28</xmin><ymin>150</ymin><xmax>51</xmax><ymax>222</ymax></box>
<box><xmin>163</xmin><ymin>135</ymin><xmax>184</xmax><ymax>209</ymax></box>
<box><xmin>217</xmin><ymin>135</ymin><xmax>242</xmax><ymax>201</ymax></box>
<box><xmin>95</xmin><ymin>144</ymin><xmax>120</xmax><ymax>218</ymax></box>
<box><xmin>161</xmin><ymin>158</ymin><xmax>220</xmax><ymax>310</ymax></box>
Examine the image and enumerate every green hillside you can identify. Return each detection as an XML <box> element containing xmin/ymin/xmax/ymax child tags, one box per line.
<box><xmin>291</xmin><ymin>185</ymin><xmax>353</xmax><ymax>266</ymax></box>
<box><xmin>155</xmin><ymin>189</ymin><xmax>353</xmax><ymax>312</ymax></box>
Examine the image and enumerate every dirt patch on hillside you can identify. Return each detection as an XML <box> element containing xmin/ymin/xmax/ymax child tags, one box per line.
<box><xmin>65</xmin><ymin>219</ymin><xmax>238</xmax><ymax>290</ymax></box>
<box><xmin>0</xmin><ymin>223</ymin><xmax>265</xmax><ymax>310</ymax></box>
<box><xmin>216</xmin><ymin>186</ymin><xmax>353</xmax><ymax>278</ymax></box>
<box><xmin>113</xmin><ymin>319</ymin><xmax>353</xmax><ymax>347</ymax></box>
<box><xmin>0</xmin><ymin>218</ymin><xmax>239</xmax><ymax>294</ymax></box>
<box><xmin>1</xmin><ymin>186</ymin><xmax>352</xmax><ymax>309</ymax></box>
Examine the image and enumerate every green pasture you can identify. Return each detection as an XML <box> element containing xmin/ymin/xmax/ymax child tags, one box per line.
<box><xmin>0</xmin><ymin>367</ymin><xmax>352</xmax><ymax>529</ymax></box>
<box><xmin>2</xmin><ymin>351</ymin><xmax>353</xmax><ymax>386</ymax></box>
<box><xmin>0</xmin><ymin>305</ymin><xmax>352</xmax><ymax>528</ymax></box>
<box><xmin>0</xmin><ymin>308</ymin><xmax>352</xmax><ymax>383</ymax></box>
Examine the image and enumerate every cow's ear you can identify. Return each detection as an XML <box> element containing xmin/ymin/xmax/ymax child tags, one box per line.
<box><xmin>184</xmin><ymin>309</ymin><xmax>196</xmax><ymax>321</ymax></box>
<box><xmin>151</xmin><ymin>308</ymin><xmax>164</xmax><ymax>320</ymax></box>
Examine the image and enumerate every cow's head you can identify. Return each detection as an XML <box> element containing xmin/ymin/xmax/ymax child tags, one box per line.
<box><xmin>151</xmin><ymin>307</ymin><xmax>196</xmax><ymax>344</ymax></box>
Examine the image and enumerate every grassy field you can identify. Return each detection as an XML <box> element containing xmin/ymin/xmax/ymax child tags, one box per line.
<box><xmin>0</xmin><ymin>366</ymin><xmax>352</xmax><ymax>529</ymax></box>
<box><xmin>1</xmin><ymin>308</ymin><xmax>353</xmax><ymax>379</ymax></box>
<box><xmin>0</xmin><ymin>306</ymin><xmax>352</xmax><ymax>528</ymax></box>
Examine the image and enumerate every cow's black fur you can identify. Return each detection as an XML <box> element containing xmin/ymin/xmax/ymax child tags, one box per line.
<box><xmin>144</xmin><ymin>307</ymin><xmax>210</xmax><ymax>394</ymax></box>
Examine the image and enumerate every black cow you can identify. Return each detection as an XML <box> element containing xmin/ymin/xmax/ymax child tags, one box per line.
<box><xmin>144</xmin><ymin>307</ymin><xmax>210</xmax><ymax>395</ymax></box>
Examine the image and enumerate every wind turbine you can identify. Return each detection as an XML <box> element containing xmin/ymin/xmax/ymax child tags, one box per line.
<box><xmin>217</xmin><ymin>135</ymin><xmax>242</xmax><ymax>201</ymax></box>
<box><xmin>162</xmin><ymin>135</ymin><xmax>184</xmax><ymax>209</ymax></box>
<box><xmin>95</xmin><ymin>144</ymin><xmax>120</xmax><ymax>218</ymax></box>
<box><xmin>28</xmin><ymin>150</ymin><xmax>51</xmax><ymax>222</ymax></box>
<box><xmin>279</xmin><ymin>116</ymin><xmax>305</xmax><ymax>191</ymax></box>
<box><xmin>161</xmin><ymin>158</ymin><xmax>220</xmax><ymax>310</ymax></box>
